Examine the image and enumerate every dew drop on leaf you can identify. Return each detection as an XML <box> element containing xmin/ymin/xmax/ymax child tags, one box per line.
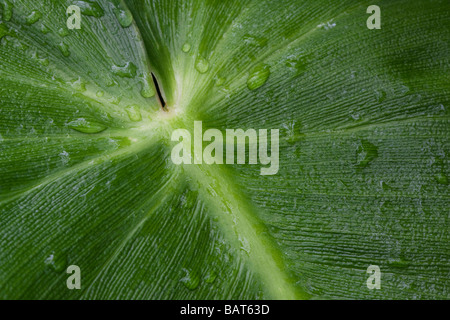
<box><xmin>74</xmin><ymin>0</ymin><xmax>104</xmax><ymax>17</ymax></box>
<box><xmin>140</xmin><ymin>74</ymin><xmax>155</xmax><ymax>98</ymax></box>
<box><xmin>387</xmin><ymin>257</ymin><xmax>410</xmax><ymax>269</ymax></box>
<box><xmin>58</xmin><ymin>42</ymin><xmax>71</xmax><ymax>57</ymax></box>
<box><xmin>204</xmin><ymin>270</ymin><xmax>218</xmax><ymax>284</ymax></box>
<box><xmin>1</xmin><ymin>0</ymin><xmax>13</xmax><ymax>22</ymax></box>
<box><xmin>39</xmin><ymin>58</ymin><xmax>49</xmax><ymax>66</ymax></box>
<box><xmin>44</xmin><ymin>252</ymin><xmax>67</xmax><ymax>273</ymax></box>
<box><xmin>70</xmin><ymin>77</ymin><xmax>87</xmax><ymax>92</ymax></box>
<box><xmin>243</xmin><ymin>34</ymin><xmax>268</xmax><ymax>47</ymax></box>
<box><xmin>68</xmin><ymin>118</ymin><xmax>107</xmax><ymax>134</ymax></box>
<box><xmin>379</xmin><ymin>180</ymin><xmax>391</xmax><ymax>191</ymax></box>
<box><xmin>180</xmin><ymin>268</ymin><xmax>200</xmax><ymax>290</ymax></box>
<box><xmin>195</xmin><ymin>56</ymin><xmax>209</xmax><ymax>74</ymax></box>
<box><xmin>214</xmin><ymin>75</ymin><xmax>225</xmax><ymax>86</ymax></box>
<box><xmin>25</xmin><ymin>11</ymin><xmax>42</xmax><ymax>25</ymax></box>
<box><xmin>40</xmin><ymin>24</ymin><xmax>51</xmax><ymax>34</ymax></box>
<box><xmin>285</xmin><ymin>55</ymin><xmax>308</xmax><ymax>75</ymax></box>
<box><xmin>112</xmin><ymin>62</ymin><xmax>137</xmax><ymax>78</ymax></box>
<box><xmin>375</xmin><ymin>89</ymin><xmax>387</xmax><ymax>103</ymax></box>
<box><xmin>58</xmin><ymin>27</ymin><xmax>69</xmax><ymax>37</ymax></box>
<box><xmin>247</xmin><ymin>64</ymin><xmax>270</xmax><ymax>90</ymax></box>
<box><xmin>18</xmin><ymin>42</ymin><xmax>29</xmax><ymax>51</ymax></box>
<box><xmin>239</xmin><ymin>236</ymin><xmax>251</xmax><ymax>254</ymax></box>
<box><xmin>114</xmin><ymin>7</ymin><xmax>133</xmax><ymax>28</ymax></box>
<box><xmin>355</xmin><ymin>140</ymin><xmax>378</xmax><ymax>168</ymax></box>
<box><xmin>434</xmin><ymin>173</ymin><xmax>448</xmax><ymax>185</ymax></box>
<box><xmin>182</xmin><ymin>43</ymin><xmax>191</xmax><ymax>53</ymax></box>
<box><xmin>96</xmin><ymin>90</ymin><xmax>104</xmax><ymax>97</ymax></box>
<box><xmin>125</xmin><ymin>105</ymin><xmax>142</xmax><ymax>122</ymax></box>
<box><xmin>141</xmin><ymin>86</ymin><xmax>155</xmax><ymax>98</ymax></box>
<box><xmin>110</xmin><ymin>95</ymin><xmax>121</xmax><ymax>105</ymax></box>
<box><xmin>0</xmin><ymin>23</ymin><xmax>9</xmax><ymax>41</ymax></box>
<box><xmin>282</xmin><ymin>120</ymin><xmax>298</xmax><ymax>144</ymax></box>
<box><xmin>59</xmin><ymin>150</ymin><xmax>70</xmax><ymax>166</ymax></box>
<box><xmin>349</xmin><ymin>111</ymin><xmax>362</xmax><ymax>122</ymax></box>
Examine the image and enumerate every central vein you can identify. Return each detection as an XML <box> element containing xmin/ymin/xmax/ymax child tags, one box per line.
<box><xmin>182</xmin><ymin>162</ymin><xmax>305</xmax><ymax>299</ymax></box>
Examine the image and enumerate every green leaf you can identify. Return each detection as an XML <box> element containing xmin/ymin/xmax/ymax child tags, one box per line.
<box><xmin>0</xmin><ymin>0</ymin><xmax>449</xmax><ymax>299</ymax></box>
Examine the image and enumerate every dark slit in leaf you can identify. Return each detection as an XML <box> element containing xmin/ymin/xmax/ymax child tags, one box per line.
<box><xmin>152</xmin><ymin>73</ymin><xmax>166</xmax><ymax>110</ymax></box>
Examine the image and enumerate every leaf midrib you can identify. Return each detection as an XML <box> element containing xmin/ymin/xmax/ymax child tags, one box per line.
<box><xmin>181</xmin><ymin>163</ymin><xmax>306</xmax><ymax>299</ymax></box>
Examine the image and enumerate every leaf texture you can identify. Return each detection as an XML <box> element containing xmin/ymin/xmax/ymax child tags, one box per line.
<box><xmin>0</xmin><ymin>0</ymin><xmax>449</xmax><ymax>299</ymax></box>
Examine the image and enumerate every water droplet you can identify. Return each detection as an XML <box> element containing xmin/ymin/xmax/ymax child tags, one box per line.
<box><xmin>140</xmin><ymin>74</ymin><xmax>155</xmax><ymax>98</ymax></box>
<box><xmin>247</xmin><ymin>64</ymin><xmax>270</xmax><ymax>90</ymax></box>
<box><xmin>375</xmin><ymin>89</ymin><xmax>387</xmax><ymax>103</ymax></box>
<box><xmin>40</xmin><ymin>24</ymin><xmax>51</xmax><ymax>34</ymax></box>
<box><xmin>44</xmin><ymin>252</ymin><xmax>67</xmax><ymax>272</ymax></box>
<box><xmin>110</xmin><ymin>96</ymin><xmax>121</xmax><ymax>105</ymax></box>
<box><xmin>58</xmin><ymin>42</ymin><xmax>71</xmax><ymax>57</ymax></box>
<box><xmin>285</xmin><ymin>55</ymin><xmax>308</xmax><ymax>75</ymax></box>
<box><xmin>355</xmin><ymin>140</ymin><xmax>378</xmax><ymax>168</ymax></box>
<box><xmin>0</xmin><ymin>23</ymin><xmax>9</xmax><ymax>41</ymax></box>
<box><xmin>25</xmin><ymin>11</ymin><xmax>42</xmax><ymax>25</ymax></box>
<box><xmin>243</xmin><ymin>34</ymin><xmax>268</xmax><ymax>47</ymax></box>
<box><xmin>195</xmin><ymin>56</ymin><xmax>209</xmax><ymax>74</ymax></box>
<box><xmin>350</xmin><ymin>111</ymin><xmax>362</xmax><ymax>121</ymax></box>
<box><xmin>68</xmin><ymin>118</ymin><xmax>107</xmax><ymax>134</ymax></box>
<box><xmin>141</xmin><ymin>86</ymin><xmax>155</xmax><ymax>98</ymax></box>
<box><xmin>239</xmin><ymin>236</ymin><xmax>251</xmax><ymax>254</ymax></box>
<box><xmin>114</xmin><ymin>7</ymin><xmax>133</xmax><ymax>28</ymax></box>
<box><xmin>282</xmin><ymin>120</ymin><xmax>298</xmax><ymax>144</ymax></box>
<box><xmin>59</xmin><ymin>150</ymin><xmax>70</xmax><ymax>166</ymax></box>
<box><xmin>58</xmin><ymin>27</ymin><xmax>69</xmax><ymax>37</ymax></box>
<box><xmin>182</xmin><ymin>43</ymin><xmax>191</xmax><ymax>53</ymax></box>
<box><xmin>387</xmin><ymin>257</ymin><xmax>410</xmax><ymax>269</ymax></box>
<box><xmin>74</xmin><ymin>0</ymin><xmax>104</xmax><ymax>17</ymax></box>
<box><xmin>18</xmin><ymin>42</ymin><xmax>29</xmax><ymax>51</ymax></box>
<box><xmin>96</xmin><ymin>90</ymin><xmax>104</xmax><ymax>97</ymax></box>
<box><xmin>214</xmin><ymin>75</ymin><xmax>225</xmax><ymax>86</ymax></box>
<box><xmin>398</xmin><ymin>85</ymin><xmax>410</xmax><ymax>95</ymax></box>
<box><xmin>105</xmin><ymin>75</ymin><xmax>118</xmax><ymax>87</ymax></box>
<box><xmin>39</xmin><ymin>58</ymin><xmax>49</xmax><ymax>66</ymax></box>
<box><xmin>180</xmin><ymin>268</ymin><xmax>200</xmax><ymax>290</ymax></box>
<box><xmin>125</xmin><ymin>105</ymin><xmax>142</xmax><ymax>122</ymax></box>
<box><xmin>70</xmin><ymin>77</ymin><xmax>87</xmax><ymax>92</ymax></box>
<box><xmin>380</xmin><ymin>180</ymin><xmax>391</xmax><ymax>191</ymax></box>
<box><xmin>204</xmin><ymin>270</ymin><xmax>218</xmax><ymax>284</ymax></box>
<box><xmin>435</xmin><ymin>173</ymin><xmax>448</xmax><ymax>185</ymax></box>
<box><xmin>1</xmin><ymin>0</ymin><xmax>14</xmax><ymax>22</ymax></box>
<box><xmin>112</xmin><ymin>61</ymin><xmax>137</xmax><ymax>78</ymax></box>
<box><xmin>318</xmin><ymin>20</ymin><xmax>336</xmax><ymax>30</ymax></box>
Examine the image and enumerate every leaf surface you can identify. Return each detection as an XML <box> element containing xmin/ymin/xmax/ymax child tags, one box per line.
<box><xmin>0</xmin><ymin>0</ymin><xmax>449</xmax><ymax>299</ymax></box>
